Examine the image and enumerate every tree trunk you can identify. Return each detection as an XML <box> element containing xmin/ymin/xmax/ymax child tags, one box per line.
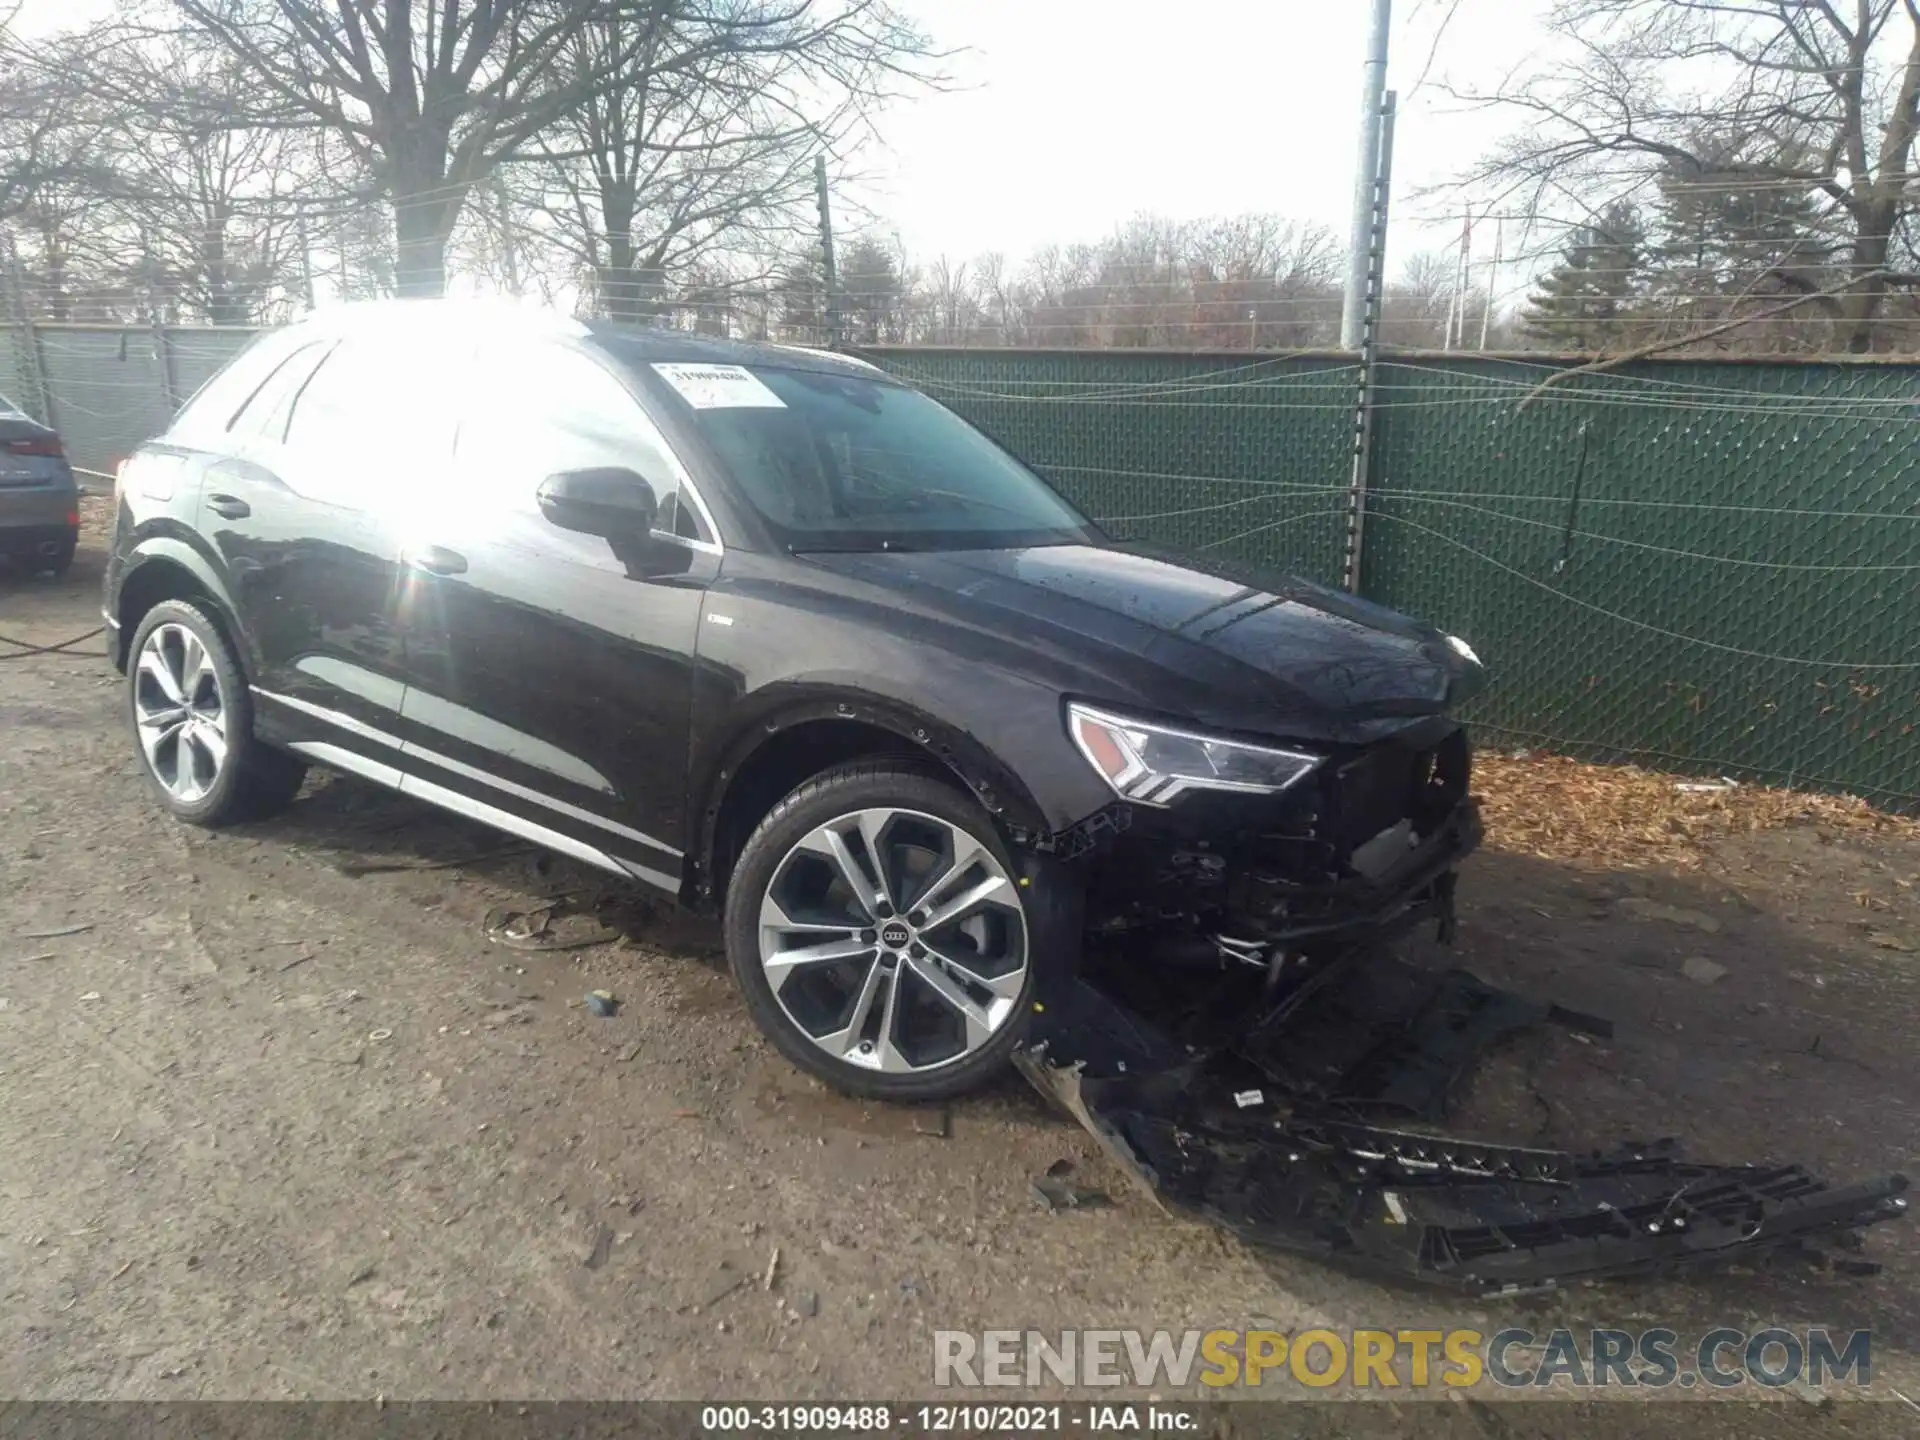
<box><xmin>594</xmin><ymin>189</ymin><xmax>665</xmax><ymax>324</ymax></box>
<box><xmin>201</xmin><ymin>217</ymin><xmax>244</xmax><ymax>326</ymax></box>
<box><xmin>1839</xmin><ymin>221</ymin><xmax>1893</xmax><ymax>354</ymax></box>
<box><xmin>599</xmin><ymin>228</ymin><xmax>641</xmax><ymax>322</ymax></box>
<box><xmin>394</xmin><ymin>192</ymin><xmax>457</xmax><ymax>297</ymax></box>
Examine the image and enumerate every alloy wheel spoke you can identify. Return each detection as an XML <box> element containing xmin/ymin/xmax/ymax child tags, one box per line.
<box><xmin>905</xmin><ymin>954</ymin><xmax>994</xmax><ymax>1051</ymax></box>
<box><xmin>763</xmin><ymin>932</ymin><xmax>875</xmax><ymax>980</ymax></box>
<box><xmin>759</xmin><ymin>892</ymin><xmax>865</xmax><ymax>937</ymax></box>
<box><xmin>180</xmin><ymin>633</ymin><xmax>214</xmax><ymax>705</ymax></box>
<box><xmin>854</xmin><ymin>811</ymin><xmax>897</xmax><ymax>912</ymax></box>
<box><xmin>922</xmin><ymin>940</ymin><xmax>1027</xmax><ymax>1001</ymax></box>
<box><xmin>190</xmin><ymin>723</ymin><xmax>228</xmax><ymax>774</ymax></box>
<box><xmin>137</xmin><ymin>646</ymin><xmax>185</xmax><ymax>707</ymax></box>
<box><xmin>870</xmin><ymin>963</ymin><xmax>911</xmax><ymax>1072</ymax></box>
<box><xmin>908</xmin><ymin>831</ymin><xmax>984</xmax><ymax>914</ymax></box>
<box><xmin>819</xmin><ymin>953</ymin><xmax>886</xmax><ymax>1057</ymax></box>
<box><xmin>141</xmin><ymin>715</ymin><xmax>189</xmax><ymax>768</ymax></box>
<box><xmin>919</xmin><ymin>871</ymin><xmax>1013</xmax><ymax>933</ymax></box>
<box><xmin>797</xmin><ymin>824</ymin><xmax>885</xmax><ymax>920</ymax></box>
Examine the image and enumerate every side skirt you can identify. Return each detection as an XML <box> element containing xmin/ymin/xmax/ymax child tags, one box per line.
<box><xmin>285</xmin><ymin>739</ymin><xmax>678</xmax><ymax>896</ymax></box>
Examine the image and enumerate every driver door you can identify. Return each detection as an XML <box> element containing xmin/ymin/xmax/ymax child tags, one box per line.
<box><xmin>393</xmin><ymin>340</ymin><xmax>717</xmax><ymax>892</ymax></box>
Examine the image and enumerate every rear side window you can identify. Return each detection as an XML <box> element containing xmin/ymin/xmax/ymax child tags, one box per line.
<box><xmin>226</xmin><ymin>341</ymin><xmax>333</xmax><ymax>442</ymax></box>
<box><xmin>168</xmin><ymin>330</ymin><xmax>312</xmax><ymax>448</ymax></box>
<box><xmin>284</xmin><ymin>334</ymin><xmax>465</xmax><ymax>462</ymax></box>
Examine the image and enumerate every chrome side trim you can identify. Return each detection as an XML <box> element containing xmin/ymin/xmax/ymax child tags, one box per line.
<box><xmin>401</xmin><ymin>770</ymin><xmax>677</xmax><ymax>889</ymax></box>
<box><xmin>403</xmin><ymin>735</ymin><xmax>683</xmax><ymax>858</ymax></box>
<box><xmin>287</xmin><ymin>740</ymin><xmax>406</xmax><ymax>790</ymax></box>
<box><xmin>257</xmin><ymin>686</ymin><xmax>405</xmax><ymax>751</ymax></box>
<box><xmin>386</xmin><ymin>673</ymin><xmax>616</xmax><ymax>794</ymax></box>
<box><xmin>288</xmin><ymin>741</ymin><xmax>679</xmax><ymax>896</ymax></box>
<box><xmin>292</xmin><ymin>655</ymin><xmax>407</xmax><ymax>719</ymax></box>
<box><xmin>256</xmin><ymin>685</ymin><xmax>683</xmax><ymax>859</ymax></box>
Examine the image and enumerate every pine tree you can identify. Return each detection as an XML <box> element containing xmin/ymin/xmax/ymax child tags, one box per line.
<box><xmin>774</xmin><ymin>249</ymin><xmax>828</xmax><ymax>344</ymax></box>
<box><xmin>839</xmin><ymin>239</ymin><xmax>903</xmax><ymax>345</ymax></box>
<box><xmin>1649</xmin><ymin>144</ymin><xmax>1827</xmax><ymax>302</ymax></box>
<box><xmin>1522</xmin><ymin>201</ymin><xmax>1647</xmax><ymax>349</ymax></box>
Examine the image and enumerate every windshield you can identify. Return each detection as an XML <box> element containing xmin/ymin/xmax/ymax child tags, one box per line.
<box><xmin>647</xmin><ymin>362</ymin><xmax>1099</xmax><ymax>552</ymax></box>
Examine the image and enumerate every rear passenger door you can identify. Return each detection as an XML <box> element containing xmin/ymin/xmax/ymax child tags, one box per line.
<box><xmin>392</xmin><ymin>340</ymin><xmax>717</xmax><ymax>892</ymax></box>
<box><xmin>213</xmin><ymin>331</ymin><xmax>467</xmax><ymax>776</ymax></box>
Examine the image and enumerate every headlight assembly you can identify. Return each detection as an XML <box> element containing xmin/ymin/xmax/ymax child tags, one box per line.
<box><xmin>1066</xmin><ymin>703</ymin><xmax>1320</xmax><ymax>806</ymax></box>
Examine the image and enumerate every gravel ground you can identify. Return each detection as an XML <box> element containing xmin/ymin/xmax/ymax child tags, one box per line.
<box><xmin>2</xmin><ymin>531</ymin><xmax>1917</xmax><ymax>1431</ymax></box>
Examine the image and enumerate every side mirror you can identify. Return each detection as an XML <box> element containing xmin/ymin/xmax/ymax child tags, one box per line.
<box><xmin>536</xmin><ymin>467</ymin><xmax>659</xmax><ymax>539</ymax></box>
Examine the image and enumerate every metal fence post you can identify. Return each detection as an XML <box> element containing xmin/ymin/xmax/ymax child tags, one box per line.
<box><xmin>1343</xmin><ymin>91</ymin><xmax>1397</xmax><ymax>594</ymax></box>
<box><xmin>153</xmin><ymin>317</ymin><xmax>180</xmax><ymax>416</ymax></box>
<box><xmin>1</xmin><ymin>234</ymin><xmax>55</xmax><ymax>428</ymax></box>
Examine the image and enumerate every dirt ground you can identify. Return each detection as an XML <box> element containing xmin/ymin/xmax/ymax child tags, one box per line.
<box><xmin>3</xmin><ymin>514</ymin><xmax>1918</xmax><ymax>1425</ymax></box>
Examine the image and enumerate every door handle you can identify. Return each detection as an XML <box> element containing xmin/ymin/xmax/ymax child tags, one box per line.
<box><xmin>407</xmin><ymin>545</ymin><xmax>468</xmax><ymax>576</ymax></box>
<box><xmin>205</xmin><ymin>493</ymin><xmax>250</xmax><ymax>520</ymax></box>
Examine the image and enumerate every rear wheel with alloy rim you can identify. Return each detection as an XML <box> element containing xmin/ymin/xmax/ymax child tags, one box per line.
<box><xmin>725</xmin><ymin>763</ymin><xmax>1036</xmax><ymax>1100</ymax></box>
<box><xmin>126</xmin><ymin>599</ymin><xmax>306</xmax><ymax>826</ymax></box>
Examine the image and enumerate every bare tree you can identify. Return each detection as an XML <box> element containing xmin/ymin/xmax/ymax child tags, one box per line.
<box><xmin>517</xmin><ymin>2</ymin><xmax>935</xmax><ymax>324</ymax></box>
<box><xmin>146</xmin><ymin>0</ymin><xmax>929</xmax><ymax>298</ymax></box>
<box><xmin>83</xmin><ymin>34</ymin><xmax>314</xmax><ymax>323</ymax></box>
<box><xmin>1452</xmin><ymin>0</ymin><xmax>1920</xmax><ymax>351</ymax></box>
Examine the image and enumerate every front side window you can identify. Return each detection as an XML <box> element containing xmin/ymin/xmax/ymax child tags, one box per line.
<box><xmin>456</xmin><ymin>342</ymin><xmax>710</xmax><ymax>547</ymax></box>
<box><xmin>641</xmin><ymin>363</ymin><xmax>1096</xmax><ymax>552</ymax></box>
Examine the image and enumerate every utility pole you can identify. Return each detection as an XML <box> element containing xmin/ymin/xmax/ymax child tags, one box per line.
<box><xmin>814</xmin><ymin>154</ymin><xmax>841</xmax><ymax>349</ymax></box>
<box><xmin>1479</xmin><ymin>215</ymin><xmax>1503</xmax><ymax>350</ymax></box>
<box><xmin>1445</xmin><ymin>213</ymin><xmax>1472</xmax><ymax>350</ymax></box>
<box><xmin>1340</xmin><ymin>0</ymin><xmax>1392</xmax><ymax>350</ymax></box>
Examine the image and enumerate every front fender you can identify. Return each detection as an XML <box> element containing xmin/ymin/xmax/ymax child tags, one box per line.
<box><xmin>688</xmin><ymin>682</ymin><xmax>1057</xmax><ymax>877</ymax></box>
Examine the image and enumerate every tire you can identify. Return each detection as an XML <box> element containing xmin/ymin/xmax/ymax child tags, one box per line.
<box><xmin>44</xmin><ymin>533</ymin><xmax>76</xmax><ymax>577</ymax></box>
<box><xmin>126</xmin><ymin>598</ymin><xmax>307</xmax><ymax>827</ymax></box>
<box><xmin>724</xmin><ymin>761</ymin><xmax>1040</xmax><ymax>1101</ymax></box>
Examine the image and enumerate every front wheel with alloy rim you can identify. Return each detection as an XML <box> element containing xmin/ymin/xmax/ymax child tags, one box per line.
<box><xmin>126</xmin><ymin>599</ymin><xmax>307</xmax><ymax>826</ymax></box>
<box><xmin>725</xmin><ymin>763</ymin><xmax>1037</xmax><ymax>1101</ymax></box>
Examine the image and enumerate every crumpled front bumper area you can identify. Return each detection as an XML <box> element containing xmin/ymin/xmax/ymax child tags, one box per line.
<box><xmin>1016</xmin><ymin>949</ymin><xmax>1909</xmax><ymax>1295</ymax></box>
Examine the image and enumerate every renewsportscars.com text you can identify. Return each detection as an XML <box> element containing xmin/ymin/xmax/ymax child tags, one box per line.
<box><xmin>932</xmin><ymin>1327</ymin><xmax>1873</xmax><ymax>1390</ymax></box>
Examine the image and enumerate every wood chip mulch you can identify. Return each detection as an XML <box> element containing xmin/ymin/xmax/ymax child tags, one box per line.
<box><xmin>1475</xmin><ymin>752</ymin><xmax>1920</xmax><ymax>870</ymax></box>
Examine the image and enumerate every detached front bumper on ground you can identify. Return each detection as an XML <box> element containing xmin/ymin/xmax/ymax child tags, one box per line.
<box><xmin>1019</xmin><ymin>946</ymin><xmax>1909</xmax><ymax>1295</ymax></box>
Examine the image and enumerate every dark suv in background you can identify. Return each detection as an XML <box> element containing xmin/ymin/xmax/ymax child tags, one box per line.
<box><xmin>105</xmin><ymin>301</ymin><xmax>1485</xmax><ymax>1100</ymax></box>
<box><xmin>1</xmin><ymin>390</ymin><xmax>79</xmax><ymax>576</ymax></box>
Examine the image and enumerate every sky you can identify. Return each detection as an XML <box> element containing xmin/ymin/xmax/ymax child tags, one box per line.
<box><xmin>13</xmin><ymin>0</ymin><xmax>1563</xmax><ymax>292</ymax></box>
<box><xmin>861</xmin><ymin>0</ymin><xmax>1561</xmax><ymax>279</ymax></box>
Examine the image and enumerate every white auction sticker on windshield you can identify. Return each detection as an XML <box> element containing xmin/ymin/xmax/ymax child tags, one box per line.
<box><xmin>651</xmin><ymin>362</ymin><xmax>785</xmax><ymax>409</ymax></box>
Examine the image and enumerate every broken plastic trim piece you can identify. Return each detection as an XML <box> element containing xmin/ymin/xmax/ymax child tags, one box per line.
<box><xmin>1016</xmin><ymin>954</ymin><xmax>1909</xmax><ymax>1294</ymax></box>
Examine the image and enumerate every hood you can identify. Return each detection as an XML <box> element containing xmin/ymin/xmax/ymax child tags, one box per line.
<box><xmin>796</xmin><ymin>542</ymin><xmax>1483</xmax><ymax>742</ymax></box>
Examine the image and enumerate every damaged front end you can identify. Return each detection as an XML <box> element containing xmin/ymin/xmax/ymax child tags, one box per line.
<box><xmin>1027</xmin><ymin>720</ymin><xmax>1909</xmax><ymax>1294</ymax></box>
<box><xmin>1070</xmin><ymin>715</ymin><xmax>1480</xmax><ymax>974</ymax></box>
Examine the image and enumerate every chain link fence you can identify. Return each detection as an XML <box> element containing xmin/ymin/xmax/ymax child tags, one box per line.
<box><xmin>7</xmin><ymin>321</ymin><xmax>1916</xmax><ymax>808</ymax></box>
<box><xmin>0</xmin><ymin>323</ymin><xmax>255</xmax><ymax>480</ymax></box>
<box><xmin>884</xmin><ymin>348</ymin><xmax>1920</xmax><ymax>810</ymax></box>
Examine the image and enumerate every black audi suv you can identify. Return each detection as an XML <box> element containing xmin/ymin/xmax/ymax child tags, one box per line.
<box><xmin>105</xmin><ymin>301</ymin><xmax>1485</xmax><ymax>1100</ymax></box>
